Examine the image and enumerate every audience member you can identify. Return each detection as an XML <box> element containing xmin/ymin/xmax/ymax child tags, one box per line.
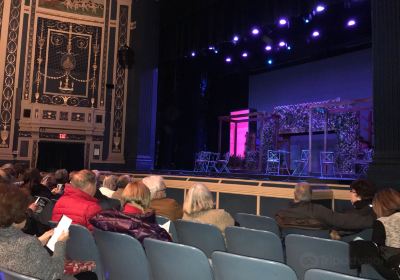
<box><xmin>52</xmin><ymin>170</ymin><xmax>102</xmax><ymax>231</ymax></box>
<box><xmin>111</xmin><ymin>174</ymin><xmax>132</xmax><ymax>201</ymax></box>
<box><xmin>90</xmin><ymin>181</ymin><xmax>171</xmax><ymax>244</ymax></box>
<box><xmin>55</xmin><ymin>169</ymin><xmax>69</xmax><ymax>185</ymax></box>
<box><xmin>22</xmin><ymin>168</ymin><xmax>54</xmax><ymax>199</ymax></box>
<box><xmin>0</xmin><ymin>183</ymin><xmax>70</xmax><ymax>280</ymax></box>
<box><xmin>350</xmin><ymin>188</ymin><xmax>400</xmax><ymax>279</ymax></box>
<box><xmin>275</xmin><ymin>182</ymin><xmax>328</xmax><ymax>229</ymax></box>
<box><xmin>182</xmin><ymin>184</ymin><xmax>234</xmax><ymax>236</ymax></box>
<box><xmin>143</xmin><ymin>175</ymin><xmax>183</xmax><ymax>221</ymax></box>
<box><xmin>99</xmin><ymin>175</ymin><xmax>117</xmax><ymax>198</ymax></box>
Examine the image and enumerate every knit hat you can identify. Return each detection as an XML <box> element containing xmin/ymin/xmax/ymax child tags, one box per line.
<box><xmin>142</xmin><ymin>175</ymin><xmax>166</xmax><ymax>199</ymax></box>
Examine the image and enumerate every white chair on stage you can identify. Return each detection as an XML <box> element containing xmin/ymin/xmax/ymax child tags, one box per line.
<box><xmin>320</xmin><ymin>151</ymin><xmax>336</xmax><ymax>177</ymax></box>
<box><xmin>292</xmin><ymin>150</ymin><xmax>310</xmax><ymax>176</ymax></box>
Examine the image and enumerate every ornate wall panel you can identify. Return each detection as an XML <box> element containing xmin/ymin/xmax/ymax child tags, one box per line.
<box><xmin>100</xmin><ymin>0</ymin><xmax>111</xmax><ymax>107</ymax></box>
<box><xmin>110</xmin><ymin>4</ymin><xmax>129</xmax><ymax>155</ymax></box>
<box><xmin>0</xmin><ymin>0</ymin><xmax>4</xmax><ymax>39</ymax></box>
<box><xmin>23</xmin><ymin>0</ymin><xmax>37</xmax><ymax>100</ymax></box>
<box><xmin>0</xmin><ymin>0</ymin><xmax>22</xmax><ymax>148</ymax></box>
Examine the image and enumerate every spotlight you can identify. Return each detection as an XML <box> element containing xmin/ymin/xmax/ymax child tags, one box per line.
<box><xmin>265</xmin><ymin>45</ymin><xmax>272</xmax><ymax>51</ymax></box>
<box><xmin>208</xmin><ymin>46</ymin><xmax>214</xmax><ymax>50</ymax></box>
<box><xmin>305</xmin><ymin>18</ymin><xmax>310</xmax><ymax>23</ymax></box>
<box><xmin>242</xmin><ymin>52</ymin><xmax>248</xmax><ymax>58</ymax></box>
<box><xmin>214</xmin><ymin>49</ymin><xmax>219</xmax><ymax>54</ymax></box>
<box><xmin>279</xmin><ymin>18</ymin><xmax>288</xmax><ymax>26</ymax></box>
<box><xmin>225</xmin><ymin>57</ymin><xmax>232</xmax><ymax>63</ymax></box>
<box><xmin>191</xmin><ymin>51</ymin><xmax>196</xmax><ymax>57</ymax></box>
<box><xmin>315</xmin><ymin>4</ymin><xmax>326</xmax><ymax>13</ymax></box>
<box><xmin>312</xmin><ymin>31</ymin><xmax>320</xmax><ymax>37</ymax></box>
<box><xmin>279</xmin><ymin>41</ymin><xmax>286</xmax><ymax>47</ymax></box>
<box><xmin>267</xmin><ymin>59</ymin><xmax>273</xmax><ymax>65</ymax></box>
<box><xmin>347</xmin><ymin>19</ymin><xmax>356</xmax><ymax>27</ymax></box>
<box><xmin>233</xmin><ymin>35</ymin><xmax>239</xmax><ymax>42</ymax></box>
<box><xmin>251</xmin><ymin>28</ymin><xmax>260</xmax><ymax>35</ymax></box>
<box><xmin>287</xmin><ymin>45</ymin><xmax>292</xmax><ymax>50</ymax></box>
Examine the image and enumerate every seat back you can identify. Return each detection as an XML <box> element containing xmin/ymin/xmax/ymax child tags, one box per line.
<box><xmin>211</xmin><ymin>251</ymin><xmax>297</xmax><ymax>280</ymax></box>
<box><xmin>174</xmin><ymin>220</ymin><xmax>226</xmax><ymax>258</ymax></box>
<box><xmin>340</xmin><ymin>228</ymin><xmax>373</xmax><ymax>242</ymax></box>
<box><xmin>66</xmin><ymin>224</ymin><xmax>104</xmax><ymax>280</ymax></box>
<box><xmin>144</xmin><ymin>238</ymin><xmax>213</xmax><ymax>280</ymax></box>
<box><xmin>305</xmin><ymin>269</ymin><xmax>369</xmax><ymax>280</ymax></box>
<box><xmin>0</xmin><ymin>268</ymin><xmax>39</xmax><ymax>280</ymax></box>
<box><xmin>156</xmin><ymin>215</ymin><xmax>178</xmax><ymax>242</ymax></box>
<box><xmin>235</xmin><ymin>213</ymin><xmax>280</xmax><ymax>236</ymax></box>
<box><xmin>225</xmin><ymin>226</ymin><xmax>284</xmax><ymax>262</ymax></box>
<box><xmin>281</xmin><ymin>228</ymin><xmax>330</xmax><ymax>239</ymax></box>
<box><xmin>93</xmin><ymin>229</ymin><xmax>151</xmax><ymax>280</ymax></box>
<box><xmin>285</xmin><ymin>234</ymin><xmax>358</xmax><ymax>280</ymax></box>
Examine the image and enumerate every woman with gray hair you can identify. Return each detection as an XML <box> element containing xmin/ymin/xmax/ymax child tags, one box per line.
<box><xmin>99</xmin><ymin>175</ymin><xmax>118</xmax><ymax>198</ymax></box>
<box><xmin>142</xmin><ymin>175</ymin><xmax>183</xmax><ymax>221</ymax></box>
<box><xmin>182</xmin><ymin>184</ymin><xmax>234</xmax><ymax>236</ymax></box>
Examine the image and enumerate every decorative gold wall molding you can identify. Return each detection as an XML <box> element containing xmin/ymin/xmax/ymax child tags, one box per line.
<box><xmin>0</xmin><ymin>0</ymin><xmax>4</xmax><ymax>39</ymax></box>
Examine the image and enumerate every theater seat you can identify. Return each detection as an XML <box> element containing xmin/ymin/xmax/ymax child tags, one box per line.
<box><xmin>0</xmin><ymin>267</ymin><xmax>39</xmax><ymax>280</ymax></box>
<box><xmin>285</xmin><ymin>234</ymin><xmax>358</xmax><ymax>280</ymax></box>
<box><xmin>235</xmin><ymin>213</ymin><xmax>281</xmax><ymax>236</ymax></box>
<box><xmin>211</xmin><ymin>251</ymin><xmax>297</xmax><ymax>280</ymax></box>
<box><xmin>225</xmin><ymin>226</ymin><xmax>284</xmax><ymax>262</ymax></box>
<box><xmin>144</xmin><ymin>238</ymin><xmax>213</xmax><ymax>280</ymax></box>
<box><xmin>174</xmin><ymin>219</ymin><xmax>226</xmax><ymax>258</ymax></box>
<box><xmin>305</xmin><ymin>269</ymin><xmax>370</xmax><ymax>280</ymax></box>
<box><xmin>93</xmin><ymin>228</ymin><xmax>151</xmax><ymax>280</ymax></box>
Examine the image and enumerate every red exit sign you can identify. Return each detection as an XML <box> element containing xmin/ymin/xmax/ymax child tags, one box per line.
<box><xmin>59</xmin><ymin>133</ymin><xmax>67</xmax><ymax>139</ymax></box>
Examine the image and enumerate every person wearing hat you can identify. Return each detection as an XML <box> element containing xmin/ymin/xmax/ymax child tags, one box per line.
<box><xmin>142</xmin><ymin>176</ymin><xmax>183</xmax><ymax>221</ymax></box>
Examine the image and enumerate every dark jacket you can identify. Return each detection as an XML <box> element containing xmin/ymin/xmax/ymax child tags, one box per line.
<box><xmin>313</xmin><ymin>199</ymin><xmax>376</xmax><ymax>231</ymax></box>
<box><xmin>275</xmin><ymin>201</ymin><xmax>329</xmax><ymax>229</ymax></box>
<box><xmin>90</xmin><ymin>209</ymin><xmax>172</xmax><ymax>244</ymax></box>
<box><xmin>94</xmin><ymin>189</ymin><xmax>121</xmax><ymax>211</ymax></box>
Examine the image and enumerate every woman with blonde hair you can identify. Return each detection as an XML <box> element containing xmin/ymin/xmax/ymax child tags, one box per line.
<box><xmin>90</xmin><ymin>181</ymin><xmax>171</xmax><ymax>244</ymax></box>
<box><xmin>182</xmin><ymin>184</ymin><xmax>234</xmax><ymax>235</ymax></box>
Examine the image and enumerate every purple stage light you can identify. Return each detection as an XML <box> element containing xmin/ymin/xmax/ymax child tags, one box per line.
<box><xmin>233</xmin><ymin>35</ymin><xmax>239</xmax><ymax>42</ymax></box>
<box><xmin>225</xmin><ymin>57</ymin><xmax>232</xmax><ymax>63</ymax></box>
<box><xmin>279</xmin><ymin>18</ymin><xmax>287</xmax><ymax>25</ymax></box>
<box><xmin>316</xmin><ymin>4</ymin><xmax>326</xmax><ymax>13</ymax></box>
<box><xmin>347</xmin><ymin>19</ymin><xmax>356</xmax><ymax>27</ymax></box>
<box><xmin>242</xmin><ymin>52</ymin><xmax>248</xmax><ymax>58</ymax></box>
<box><xmin>265</xmin><ymin>45</ymin><xmax>272</xmax><ymax>51</ymax></box>
<box><xmin>191</xmin><ymin>51</ymin><xmax>196</xmax><ymax>57</ymax></box>
<box><xmin>312</xmin><ymin>31</ymin><xmax>320</xmax><ymax>37</ymax></box>
<box><xmin>251</xmin><ymin>28</ymin><xmax>260</xmax><ymax>35</ymax></box>
<box><xmin>279</xmin><ymin>41</ymin><xmax>286</xmax><ymax>47</ymax></box>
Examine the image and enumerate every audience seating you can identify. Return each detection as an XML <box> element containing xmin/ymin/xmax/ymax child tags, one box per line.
<box><xmin>144</xmin><ymin>238</ymin><xmax>213</xmax><ymax>280</ymax></box>
<box><xmin>360</xmin><ymin>265</ymin><xmax>385</xmax><ymax>280</ymax></box>
<box><xmin>225</xmin><ymin>226</ymin><xmax>284</xmax><ymax>262</ymax></box>
<box><xmin>211</xmin><ymin>251</ymin><xmax>297</xmax><ymax>280</ymax></box>
<box><xmin>93</xmin><ymin>229</ymin><xmax>151</xmax><ymax>280</ymax></box>
<box><xmin>66</xmin><ymin>225</ymin><xmax>105</xmax><ymax>280</ymax></box>
<box><xmin>305</xmin><ymin>269</ymin><xmax>370</xmax><ymax>280</ymax></box>
<box><xmin>281</xmin><ymin>228</ymin><xmax>331</xmax><ymax>239</ymax></box>
<box><xmin>174</xmin><ymin>219</ymin><xmax>226</xmax><ymax>258</ymax></box>
<box><xmin>0</xmin><ymin>268</ymin><xmax>39</xmax><ymax>280</ymax></box>
<box><xmin>235</xmin><ymin>213</ymin><xmax>280</xmax><ymax>236</ymax></box>
<box><xmin>285</xmin><ymin>234</ymin><xmax>358</xmax><ymax>280</ymax></box>
<box><xmin>155</xmin><ymin>215</ymin><xmax>179</xmax><ymax>242</ymax></box>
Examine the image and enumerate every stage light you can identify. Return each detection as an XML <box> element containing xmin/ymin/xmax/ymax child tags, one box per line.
<box><xmin>265</xmin><ymin>45</ymin><xmax>272</xmax><ymax>51</ymax></box>
<box><xmin>347</xmin><ymin>19</ymin><xmax>356</xmax><ymax>27</ymax></box>
<box><xmin>305</xmin><ymin>18</ymin><xmax>310</xmax><ymax>23</ymax></box>
<box><xmin>233</xmin><ymin>35</ymin><xmax>239</xmax><ymax>42</ymax></box>
<box><xmin>287</xmin><ymin>45</ymin><xmax>292</xmax><ymax>50</ymax></box>
<box><xmin>225</xmin><ymin>57</ymin><xmax>232</xmax><ymax>63</ymax></box>
<box><xmin>267</xmin><ymin>59</ymin><xmax>273</xmax><ymax>65</ymax></box>
<box><xmin>242</xmin><ymin>52</ymin><xmax>248</xmax><ymax>58</ymax></box>
<box><xmin>315</xmin><ymin>4</ymin><xmax>326</xmax><ymax>13</ymax></box>
<box><xmin>251</xmin><ymin>28</ymin><xmax>260</xmax><ymax>35</ymax></box>
<box><xmin>279</xmin><ymin>41</ymin><xmax>286</xmax><ymax>47</ymax></box>
<box><xmin>208</xmin><ymin>46</ymin><xmax>214</xmax><ymax>50</ymax></box>
<box><xmin>312</xmin><ymin>30</ymin><xmax>320</xmax><ymax>37</ymax></box>
<box><xmin>279</xmin><ymin>18</ymin><xmax>288</xmax><ymax>26</ymax></box>
<box><xmin>214</xmin><ymin>49</ymin><xmax>219</xmax><ymax>54</ymax></box>
<box><xmin>191</xmin><ymin>51</ymin><xmax>196</xmax><ymax>57</ymax></box>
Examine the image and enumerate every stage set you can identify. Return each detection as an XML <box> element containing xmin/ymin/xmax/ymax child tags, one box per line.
<box><xmin>194</xmin><ymin>97</ymin><xmax>373</xmax><ymax>181</ymax></box>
